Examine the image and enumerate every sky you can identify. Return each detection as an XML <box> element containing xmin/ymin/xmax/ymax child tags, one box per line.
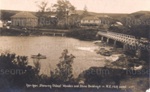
<box><xmin>0</xmin><ymin>0</ymin><xmax>150</xmax><ymax>13</ymax></box>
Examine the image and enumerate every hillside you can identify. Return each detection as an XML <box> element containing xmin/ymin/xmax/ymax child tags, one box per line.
<box><xmin>75</xmin><ymin>10</ymin><xmax>128</xmax><ymax>18</ymax></box>
<box><xmin>129</xmin><ymin>11</ymin><xmax>150</xmax><ymax>19</ymax></box>
<box><xmin>0</xmin><ymin>10</ymin><xmax>36</xmax><ymax>20</ymax></box>
<box><xmin>1</xmin><ymin>9</ymin><xmax>129</xmax><ymax>20</ymax></box>
<box><xmin>109</xmin><ymin>11</ymin><xmax>150</xmax><ymax>39</ymax></box>
<box><xmin>131</xmin><ymin>11</ymin><xmax>150</xmax><ymax>15</ymax></box>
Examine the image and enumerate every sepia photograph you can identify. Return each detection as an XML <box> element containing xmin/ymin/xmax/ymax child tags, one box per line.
<box><xmin>0</xmin><ymin>0</ymin><xmax>149</xmax><ymax>92</ymax></box>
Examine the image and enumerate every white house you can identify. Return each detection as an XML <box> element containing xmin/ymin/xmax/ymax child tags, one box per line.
<box><xmin>111</xmin><ymin>21</ymin><xmax>123</xmax><ymax>27</ymax></box>
<box><xmin>81</xmin><ymin>16</ymin><xmax>101</xmax><ymax>26</ymax></box>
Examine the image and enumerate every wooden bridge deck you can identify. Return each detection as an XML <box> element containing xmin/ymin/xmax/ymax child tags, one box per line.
<box><xmin>97</xmin><ymin>31</ymin><xmax>148</xmax><ymax>48</ymax></box>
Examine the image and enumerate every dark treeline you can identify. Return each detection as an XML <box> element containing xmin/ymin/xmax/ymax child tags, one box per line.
<box><xmin>67</xmin><ymin>28</ymin><xmax>99</xmax><ymax>41</ymax></box>
<box><xmin>0</xmin><ymin>51</ymin><xmax>149</xmax><ymax>87</ymax></box>
<box><xmin>0</xmin><ymin>50</ymin><xmax>78</xmax><ymax>89</ymax></box>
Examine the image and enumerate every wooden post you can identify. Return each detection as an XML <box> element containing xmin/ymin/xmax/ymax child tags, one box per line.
<box><xmin>113</xmin><ymin>40</ymin><xmax>117</xmax><ymax>47</ymax></box>
<box><xmin>123</xmin><ymin>44</ymin><xmax>128</xmax><ymax>51</ymax></box>
<box><xmin>62</xmin><ymin>33</ymin><xmax>64</xmax><ymax>36</ymax></box>
<box><xmin>106</xmin><ymin>38</ymin><xmax>109</xmax><ymax>44</ymax></box>
<box><xmin>101</xmin><ymin>36</ymin><xmax>104</xmax><ymax>41</ymax></box>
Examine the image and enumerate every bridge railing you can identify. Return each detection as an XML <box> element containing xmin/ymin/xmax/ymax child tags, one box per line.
<box><xmin>97</xmin><ymin>31</ymin><xmax>149</xmax><ymax>48</ymax></box>
<box><xmin>97</xmin><ymin>31</ymin><xmax>138</xmax><ymax>46</ymax></box>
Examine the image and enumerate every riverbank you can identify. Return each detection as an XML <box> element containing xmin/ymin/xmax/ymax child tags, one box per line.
<box><xmin>0</xmin><ymin>28</ymin><xmax>99</xmax><ymax>41</ymax></box>
<box><xmin>0</xmin><ymin>28</ymin><xmax>69</xmax><ymax>36</ymax></box>
<box><xmin>66</xmin><ymin>28</ymin><xmax>99</xmax><ymax>41</ymax></box>
<box><xmin>78</xmin><ymin>41</ymin><xmax>149</xmax><ymax>92</ymax></box>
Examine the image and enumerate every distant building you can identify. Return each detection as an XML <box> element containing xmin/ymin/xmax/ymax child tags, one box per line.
<box><xmin>111</xmin><ymin>21</ymin><xmax>123</xmax><ymax>27</ymax></box>
<box><xmin>81</xmin><ymin>15</ymin><xmax>115</xmax><ymax>29</ymax></box>
<box><xmin>11</xmin><ymin>12</ymin><xmax>38</xmax><ymax>27</ymax></box>
<box><xmin>81</xmin><ymin>16</ymin><xmax>101</xmax><ymax>26</ymax></box>
<box><xmin>49</xmin><ymin>14</ymin><xmax>57</xmax><ymax>18</ymax></box>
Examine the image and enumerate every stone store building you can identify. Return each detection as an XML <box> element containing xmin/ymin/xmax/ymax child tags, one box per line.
<box><xmin>11</xmin><ymin>12</ymin><xmax>38</xmax><ymax>28</ymax></box>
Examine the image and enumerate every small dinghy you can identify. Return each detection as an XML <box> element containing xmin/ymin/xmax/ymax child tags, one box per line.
<box><xmin>31</xmin><ymin>53</ymin><xmax>46</xmax><ymax>59</ymax></box>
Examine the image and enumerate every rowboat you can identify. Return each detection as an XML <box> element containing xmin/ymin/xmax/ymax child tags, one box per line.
<box><xmin>31</xmin><ymin>54</ymin><xmax>46</xmax><ymax>59</ymax></box>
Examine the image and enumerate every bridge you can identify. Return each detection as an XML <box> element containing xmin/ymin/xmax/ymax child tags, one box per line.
<box><xmin>96</xmin><ymin>31</ymin><xmax>149</xmax><ymax>58</ymax></box>
<box><xmin>97</xmin><ymin>31</ymin><xmax>148</xmax><ymax>47</ymax></box>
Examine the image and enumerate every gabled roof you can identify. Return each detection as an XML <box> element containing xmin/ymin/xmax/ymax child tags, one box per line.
<box><xmin>11</xmin><ymin>12</ymin><xmax>37</xmax><ymax>19</ymax></box>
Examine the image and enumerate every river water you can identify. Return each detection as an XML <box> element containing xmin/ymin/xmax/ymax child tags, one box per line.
<box><xmin>0</xmin><ymin>36</ymin><xmax>106</xmax><ymax>77</ymax></box>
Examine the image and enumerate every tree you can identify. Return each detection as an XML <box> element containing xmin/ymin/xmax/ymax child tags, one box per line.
<box><xmin>36</xmin><ymin>1</ymin><xmax>50</xmax><ymax>25</ymax></box>
<box><xmin>36</xmin><ymin>1</ymin><xmax>49</xmax><ymax>13</ymax></box>
<box><xmin>81</xmin><ymin>5</ymin><xmax>89</xmax><ymax>18</ymax></box>
<box><xmin>0</xmin><ymin>53</ymin><xmax>41</xmax><ymax>88</ymax></box>
<box><xmin>68</xmin><ymin>14</ymin><xmax>80</xmax><ymax>28</ymax></box>
<box><xmin>53</xmin><ymin>0</ymin><xmax>75</xmax><ymax>20</ymax></box>
<box><xmin>1</xmin><ymin>11</ymin><xmax>15</xmax><ymax>21</ymax></box>
<box><xmin>33</xmin><ymin>60</ymin><xmax>41</xmax><ymax>75</ymax></box>
<box><xmin>50</xmin><ymin>49</ymin><xmax>76</xmax><ymax>84</ymax></box>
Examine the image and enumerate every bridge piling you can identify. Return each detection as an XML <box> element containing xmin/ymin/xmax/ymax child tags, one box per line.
<box><xmin>106</xmin><ymin>38</ymin><xmax>109</xmax><ymax>44</ymax></box>
<box><xmin>101</xmin><ymin>36</ymin><xmax>104</xmax><ymax>41</ymax></box>
<box><xmin>123</xmin><ymin>44</ymin><xmax>128</xmax><ymax>51</ymax></box>
<box><xmin>97</xmin><ymin>31</ymin><xmax>147</xmax><ymax>59</ymax></box>
<box><xmin>113</xmin><ymin>40</ymin><xmax>117</xmax><ymax>47</ymax></box>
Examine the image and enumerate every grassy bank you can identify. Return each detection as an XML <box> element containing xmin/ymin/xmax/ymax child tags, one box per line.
<box><xmin>0</xmin><ymin>28</ymin><xmax>68</xmax><ymax>36</ymax></box>
<box><xmin>0</xmin><ymin>28</ymin><xmax>99</xmax><ymax>41</ymax></box>
<box><xmin>66</xmin><ymin>28</ymin><xmax>99</xmax><ymax>41</ymax></box>
<box><xmin>0</xmin><ymin>28</ymin><xmax>29</xmax><ymax>36</ymax></box>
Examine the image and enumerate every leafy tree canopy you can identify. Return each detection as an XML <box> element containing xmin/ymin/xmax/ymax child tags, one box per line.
<box><xmin>53</xmin><ymin>0</ymin><xmax>75</xmax><ymax>19</ymax></box>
